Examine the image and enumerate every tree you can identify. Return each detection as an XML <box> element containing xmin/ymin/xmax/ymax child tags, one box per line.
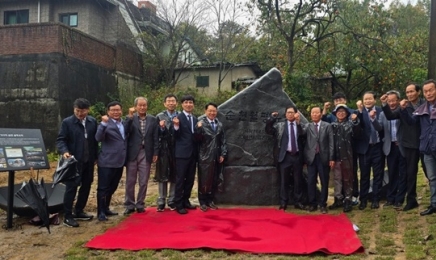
<box><xmin>251</xmin><ymin>0</ymin><xmax>341</xmax><ymax>77</ymax></box>
<box><xmin>140</xmin><ymin>0</ymin><xmax>209</xmax><ymax>88</ymax></box>
<box><xmin>205</xmin><ymin>0</ymin><xmax>255</xmax><ymax>91</ymax></box>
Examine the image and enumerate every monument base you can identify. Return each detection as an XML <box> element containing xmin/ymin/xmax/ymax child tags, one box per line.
<box><xmin>215</xmin><ymin>166</ymin><xmax>279</xmax><ymax>205</ymax></box>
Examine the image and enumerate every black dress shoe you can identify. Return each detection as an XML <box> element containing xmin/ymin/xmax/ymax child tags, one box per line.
<box><xmin>105</xmin><ymin>209</ymin><xmax>119</xmax><ymax>216</ymax></box>
<box><xmin>393</xmin><ymin>202</ymin><xmax>402</xmax><ymax>210</ymax></box>
<box><xmin>371</xmin><ymin>201</ymin><xmax>380</xmax><ymax>209</ymax></box>
<box><xmin>200</xmin><ymin>205</ymin><xmax>208</xmax><ymax>212</ymax></box>
<box><xmin>320</xmin><ymin>206</ymin><xmax>327</xmax><ymax>214</ymax></box>
<box><xmin>403</xmin><ymin>201</ymin><xmax>419</xmax><ymax>211</ymax></box>
<box><xmin>278</xmin><ymin>204</ymin><xmax>287</xmax><ymax>211</ymax></box>
<box><xmin>294</xmin><ymin>203</ymin><xmax>305</xmax><ymax>210</ymax></box>
<box><xmin>98</xmin><ymin>213</ymin><xmax>108</xmax><ymax>221</ymax></box>
<box><xmin>358</xmin><ymin>201</ymin><xmax>367</xmax><ymax>210</ymax></box>
<box><xmin>420</xmin><ymin>206</ymin><xmax>436</xmax><ymax>216</ymax></box>
<box><xmin>177</xmin><ymin>208</ymin><xmax>188</xmax><ymax>214</ymax></box>
<box><xmin>383</xmin><ymin>201</ymin><xmax>394</xmax><ymax>207</ymax></box>
<box><xmin>207</xmin><ymin>202</ymin><xmax>218</xmax><ymax>210</ymax></box>
<box><xmin>185</xmin><ymin>204</ymin><xmax>196</xmax><ymax>210</ymax></box>
<box><xmin>136</xmin><ymin>208</ymin><xmax>145</xmax><ymax>213</ymax></box>
<box><xmin>307</xmin><ymin>205</ymin><xmax>317</xmax><ymax>212</ymax></box>
<box><xmin>123</xmin><ymin>209</ymin><xmax>135</xmax><ymax>216</ymax></box>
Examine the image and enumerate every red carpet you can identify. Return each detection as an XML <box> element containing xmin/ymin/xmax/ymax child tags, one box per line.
<box><xmin>85</xmin><ymin>207</ymin><xmax>364</xmax><ymax>255</ymax></box>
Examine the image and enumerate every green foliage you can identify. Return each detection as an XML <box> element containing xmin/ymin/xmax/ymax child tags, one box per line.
<box><xmin>88</xmin><ymin>102</ymin><xmax>106</xmax><ymax>122</ymax></box>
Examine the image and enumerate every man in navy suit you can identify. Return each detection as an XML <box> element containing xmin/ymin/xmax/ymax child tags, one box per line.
<box><xmin>173</xmin><ymin>95</ymin><xmax>198</xmax><ymax>214</ymax></box>
<box><xmin>56</xmin><ymin>98</ymin><xmax>98</xmax><ymax>227</ymax></box>
<box><xmin>265</xmin><ymin>105</ymin><xmax>305</xmax><ymax>211</ymax></box>
<box><xmin>355</xmin><ymin>91</ymin><xmax>385</xmax><ymax>210</ymax></box>
<box><xmin>95</xmin><ymin>101</ymin><xmax>127</xmax><ymax>221</ymax></box>
<box><xmin>123</xmin><ymin>97</ymin><xmax>159</xmax><ymax>215</ymax></box>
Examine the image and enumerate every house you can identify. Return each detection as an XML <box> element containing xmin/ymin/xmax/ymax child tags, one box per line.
<box><xmin>0</xmin><ymin>0</ymin><xmax>162</xmax><ymax>149</ymax></box>
<box><xmin>174</xmin><ymin>62</ymin><xmax>264</xmax><ymax>96</ymax></box>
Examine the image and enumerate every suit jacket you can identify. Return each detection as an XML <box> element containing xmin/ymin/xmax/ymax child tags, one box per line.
<box><xmin>299</xmin><ymin>121</ymin><xmax>334</xmax><ymax>165</ymax></box>
<box><xmin>265</xmin><ymin>116</ymin><xmax>305</xmax><ymax>163</ymax></box>
<box><xmin>56</xmin><ymin>115</ymin><xmax>98</xmax><ymax>163</ymax></box>
<box><xmin>372</xmin><ymin>111</ymin><xmax>399</xmax><ymax>156</ymax></box>
<box><xmin>382</xmin><ymin>103</ymin><xmax>422</xmax><ymax>150</ymax></box>
<box><xmin>95</xmin><ymin>119</ymin><xmax>127</xmax><ymax>168</ymax></box>
<box><xmin>124</xmin><ymin>113</ymin><xmax>159</xmax><ymax>163</ymax></box>
<box><xmin>355</xmin><ymin>106</ymin><xmax>384</xmax><ymax>154</ymax></box>
<box><xmin>174</xmin><ymin>112</ymin><xmax>198</xmax><ymax>159</ymax></box>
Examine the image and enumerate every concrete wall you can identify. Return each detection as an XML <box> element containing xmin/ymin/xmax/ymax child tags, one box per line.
<box><xmin>0</xmin><ymin>23</ymin><xmax>143</xmax><ymax>150</ymax></box>
<box><xmin>0</xmin><ymin>53</ymin><xmax>117</xmax><ymax>151</ymax></box>
<box><xmin>175</xmin><ymin>66</ymin><xmax>258</xmax><ymax>96</ymax></box>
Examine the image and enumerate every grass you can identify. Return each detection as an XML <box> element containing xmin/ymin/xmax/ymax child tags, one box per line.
<box><xmin>63</xmin><ymin>167</ymin><xmax>433</xmax><ymax>259</ymax></box>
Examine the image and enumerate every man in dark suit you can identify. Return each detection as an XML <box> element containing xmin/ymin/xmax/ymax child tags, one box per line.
<box><xmin>95</xmin><ymin>101</ymin><xmax>127</xmax><ymax>221</ymax></box>
<box><xmin>123</xmin><ymin>97</ymin><xmax>159</xmax><ymax>215</ymax></box>
<box><xmin>355</xmin><ymin>91</ymin><xmax>385</xmax><ymax>210</ymax></box>
<box><xmin>374</xmin><ymin>91</ymin><xmax>406</xmax><ymax>209</ymax></box>
<box><xmin>56</xmin><ymin>98</ymin><xmax>98</xmax><ymax>228</ymax></box>
<box><xmin>382</xmin><ymin>83</ymin><xmax>424</xmax><ymax>211</ymax></box>
<box><xmin>173</xmin><ymin>94</ymin><xmax>198</xmax><ymax>214</ymax></box>
<box><xmin>265</xmin><ymin>105</ymin><xmax>305</xmax><ymax>211</ymax></box>
<box><xmin>299</xmin><ymin>106</ymin><xmax>334</xmax><ymax>214</ymax></box>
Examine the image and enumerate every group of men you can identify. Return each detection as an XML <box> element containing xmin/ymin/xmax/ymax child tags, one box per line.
<box><xmin>56</xmin><ymin>94</ymin><xmax>227</xmax><ymax>228</ymax></box>
<box><xmin>267</xmin><ymin>79</ymin><xmax>436</xmax><ymax>216</ymax></box>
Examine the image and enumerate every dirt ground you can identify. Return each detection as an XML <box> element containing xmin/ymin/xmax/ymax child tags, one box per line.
<box><xmin>0</xmin><ymin>162</ymin><xmax>161</xmax><ymax>260</ymax></box>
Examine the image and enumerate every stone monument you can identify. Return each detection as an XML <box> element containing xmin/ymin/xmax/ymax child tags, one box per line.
<box><xmin>216</xmin><ymin>68</ymin><xmax>308</xmax><ymax>205</ymax></box>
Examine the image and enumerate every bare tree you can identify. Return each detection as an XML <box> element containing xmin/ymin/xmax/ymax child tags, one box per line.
<box><xmin>140</xmin><ymin>0</ymin><xmax>209</xmax><ymax>88</ymax></box>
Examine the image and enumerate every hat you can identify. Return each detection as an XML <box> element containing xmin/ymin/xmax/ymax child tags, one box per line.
<box><xmin>332</xmin><ymin>104</ymin><xmax>350</xmax><ymax>117</ymax></box>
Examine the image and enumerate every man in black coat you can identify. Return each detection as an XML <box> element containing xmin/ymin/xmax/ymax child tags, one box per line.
<box><xmin>56</xmin><ymin>98</ymin><xmax>98</xmax><ymax>228</ymax></box>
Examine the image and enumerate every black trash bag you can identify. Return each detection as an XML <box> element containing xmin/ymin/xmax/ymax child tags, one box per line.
<box><xmin>15</xmin><ymin>178</ymin><xmax>51</xmax><ymax>233</ymax></box>
<box><xmin>52</xmin><ymin>156</ymin><xmax>79</xmax><ymax>188</ymax></box>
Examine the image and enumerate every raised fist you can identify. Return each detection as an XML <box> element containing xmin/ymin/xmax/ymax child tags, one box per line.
<box><xmin>101</xmin><ymin>115</ymin><xmax>109</xmax><ymax>123</ymax></box>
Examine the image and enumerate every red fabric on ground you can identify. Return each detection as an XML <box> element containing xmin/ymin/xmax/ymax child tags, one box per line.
<box><xmin>85</xmin><ymin>207</ymin><xmax>364</xmax><ymax>255</ymax></box>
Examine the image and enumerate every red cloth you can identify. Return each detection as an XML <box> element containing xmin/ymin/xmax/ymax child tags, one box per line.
<box><xmin>85</xmin><ymin>207</ymin><xmax>363</xmax><ymax>255</ymax></box>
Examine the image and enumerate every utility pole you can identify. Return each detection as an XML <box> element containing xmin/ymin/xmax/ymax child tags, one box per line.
<box><xmin>429</xmin><ymin>0</ymin><xmax>436</xmax><ymax>79</ymax></box>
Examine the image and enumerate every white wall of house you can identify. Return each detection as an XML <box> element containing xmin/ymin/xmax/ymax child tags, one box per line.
<box><xmin>175</xmin><ymin>66</ymin><xmax>257</xmax><ymax>96</ymax></box>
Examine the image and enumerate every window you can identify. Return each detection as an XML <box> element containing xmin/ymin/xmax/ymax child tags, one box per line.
<box><xmin>196</xmin><ymin>76</ymin><xmax>209</xmax><ymax>88</ymax></box>
<box><xmin>60</xmin><ymin>13</ymin><xmax>78</xmax><ymax>27</ymax></box>
<box><xmin>4</xmin><ymin>10</ymin><xmax>29</xmax><ymax>25</ymax></box>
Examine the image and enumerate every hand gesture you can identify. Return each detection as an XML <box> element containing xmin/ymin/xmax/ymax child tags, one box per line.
<box><xmin>324</xmin><ymin>102</ymin><xmax>331</xmax><ymax>110</ymax></box>
<box><xmin>271</xmin><ymin>112</ymin><xmax>278</xmax><ymax>117</ymax></box>
<box><xmin>369</xmin><ymin>110</ymin><xmax>377</xmax><ymax>119</ymax></box>
<box><xmin>351</xmin><ymin>113</ymin><xmax>358</xmax><ymax>121</ymax></box>
<box><xmin>101</xmin><ymin>115</ymin><xmax>109</xmax><ymax>123</ymax></box>
<box><xmin>380</xmin><ymin>94</ymin><xmax>388</xmax><ymax>103</ymax></box>
<box><xmin>159</xmin><ymin>120</ymin><xmax>166</xmax><ymax>128</ymax></box>
<box><xmin>356</xmin><ymin>100</ymin><xmax>363</xmax><ymax>112</ymax></box>
<box><xmin>128</xmin><ymin>107</ymin><xmax>135</xmax><ymax>117</ymax></box>
<box><xmin>294</xmin><ymin>113</ymin><xmax>300</xmax><ymax>124</ymax></box>
<box><xmin>173</xmin><ymin>117</ymin><xmax>180</xmax><ymax>127</ymax></box>
<box><xmin>400</xmin><ymin>99</ymin><xmax>408</xmax><ymax>109</ymax></box>
<box><xmin>197</xmin><ymin>121</ymin><xmax>202</xmax><ymax>128</ymax></box>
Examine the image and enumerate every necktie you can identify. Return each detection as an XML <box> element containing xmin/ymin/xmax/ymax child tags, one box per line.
<box><xmin>315</xmin><ymin>123</ymin><xmax>320</xmax><ymax>153</ymax></box>
<box><xmin>187</xmin><ymin>114</ymin><xmax>193</xmax><ymax>133</ymax></box>
<box><xmin>290</xmin><ymin>122</ymin><xmax>296</xmax><ymax>153</ymax></box>
<box><xmin>211</xmin><ymin>121</ymin><xmax>216</xmax><ymax>132</ymax></box>
<box><xmin>367</xmin><ymin>109</ymin><xmax>378</xmax><ymax>144</ymax></box>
